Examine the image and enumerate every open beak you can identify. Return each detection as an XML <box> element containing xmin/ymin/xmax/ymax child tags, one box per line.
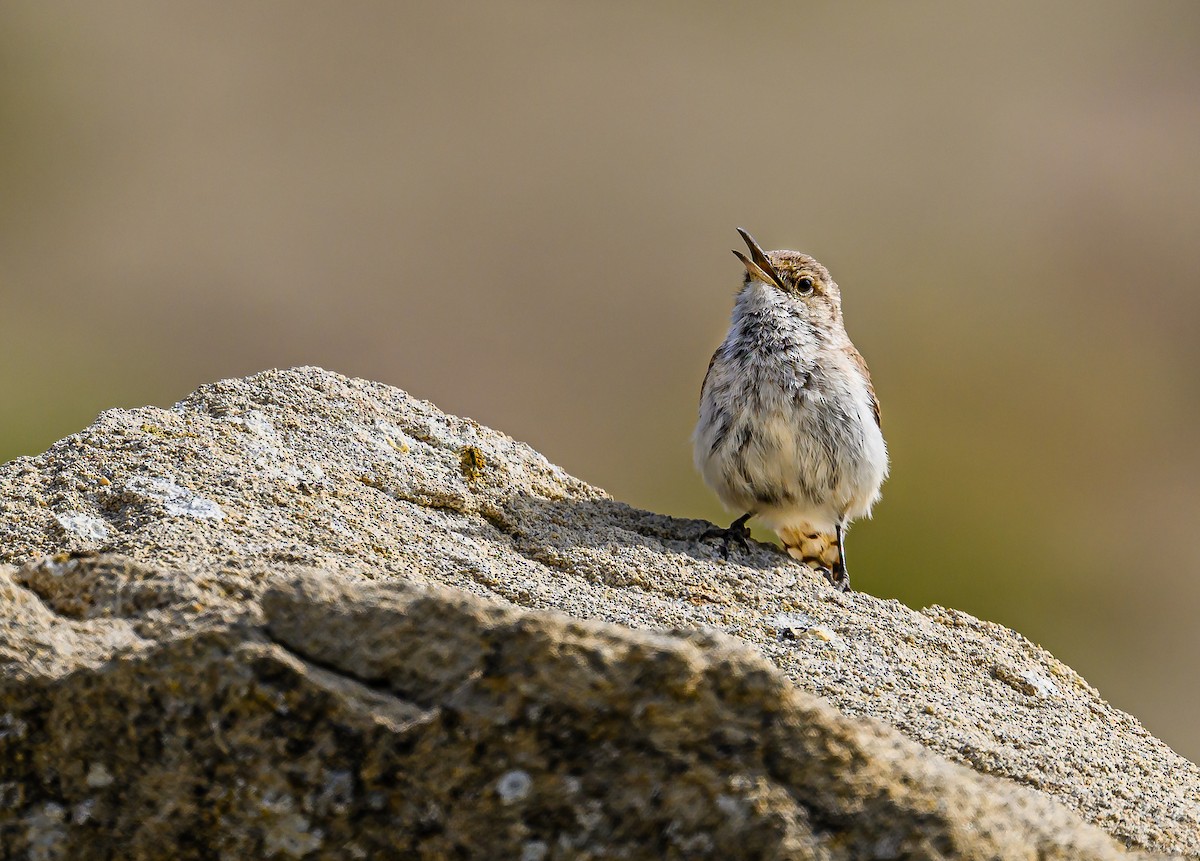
<box><xmin>732</xmin><ymin>228</ymin><xmax>783</xmax><ymax>289</ymax></box>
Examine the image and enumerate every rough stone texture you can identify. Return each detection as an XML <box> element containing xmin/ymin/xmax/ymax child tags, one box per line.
<box><xmin>0</xmin><ymin>366</ymin><xmax>1196</xmax><ymax>858</ymax></box>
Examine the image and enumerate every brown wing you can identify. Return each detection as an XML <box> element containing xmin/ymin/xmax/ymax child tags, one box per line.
<box><xmin>844</xmin><ymin>345</ymin><xmax>881</xmax><ymax>428</ymax></box>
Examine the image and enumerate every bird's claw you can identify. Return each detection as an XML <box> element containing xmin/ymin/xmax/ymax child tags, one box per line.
<box><xmin>812</xmin><ymin>565</ymin><xmax>851</xmax><ymax>593</ymax></box>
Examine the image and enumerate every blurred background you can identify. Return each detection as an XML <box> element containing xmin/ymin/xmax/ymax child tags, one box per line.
<box><xmin>2</xmin><ymin>2</ymin><xmax>1198</xmax><ymax>759</ymax></box>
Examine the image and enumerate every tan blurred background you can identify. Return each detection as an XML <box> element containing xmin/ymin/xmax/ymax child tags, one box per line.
<box><xmin>2</xmin><ymin>2</ymin><xmax>1198</xmax><ymax>758</ymax></box>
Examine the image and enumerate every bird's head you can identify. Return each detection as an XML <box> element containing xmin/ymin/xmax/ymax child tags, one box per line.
<box><xmin>732</xmin><ymin>228</ymin><xmax>842</xmax><ymax>323</ymax></box>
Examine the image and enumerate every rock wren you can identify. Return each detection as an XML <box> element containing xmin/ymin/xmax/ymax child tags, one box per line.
<box><xmin>694</xmin><ymin>229</ymin><xmax>887</xmax><ymax>591</ymax></box>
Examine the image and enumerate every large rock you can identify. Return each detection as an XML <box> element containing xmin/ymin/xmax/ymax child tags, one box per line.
<box><xmin>0</xmin><ymin>366</ymin><xmax>1195</xmax><ymax>858</ymax></box>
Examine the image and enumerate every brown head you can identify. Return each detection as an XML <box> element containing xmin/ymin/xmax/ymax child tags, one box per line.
<box><xmin>732</xmin><ymin>228</ymin><xmax>843</xmax><ymax>324</ymax></box>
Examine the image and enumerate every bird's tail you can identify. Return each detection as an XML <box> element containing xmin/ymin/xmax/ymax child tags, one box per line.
<box><xmin>778</xmin><ymin>527</ymin><xmax>840</xmax><ymax>570</ymax></box>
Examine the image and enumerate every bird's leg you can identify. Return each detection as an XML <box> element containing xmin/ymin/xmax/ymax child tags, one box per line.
<box><xmin>823</xmin><ymin>521</ymin><xmax>851</xmax><ymax>592</ymax></box>
<box><xmin>701</xmin><ymin>511</ymin><xmax>753</xmax><ymax>559</ymax></box>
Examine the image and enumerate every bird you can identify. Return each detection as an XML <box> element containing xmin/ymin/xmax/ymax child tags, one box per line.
<box><xmin>693</xmin><ymin>229</ymin><xmax>887</xmax><ymax>591</ymax></box>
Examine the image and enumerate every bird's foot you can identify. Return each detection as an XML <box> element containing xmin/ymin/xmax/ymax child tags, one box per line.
<box><xmin>810</xmin><ymin>564</ymin><xmax>851</xmax><ymax>593</ymax></box>
<box><xmin>701</xmin><ymin>513</ymin><xmax>753</xmax><ymax>560</ymax></box>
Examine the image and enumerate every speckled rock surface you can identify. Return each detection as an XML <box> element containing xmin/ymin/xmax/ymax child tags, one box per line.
<box><xmin>0</xmin><ymin>366</ymin><xmax>1196</xmax><ymax>858</ymax></box>
<box><xmin>0</xmin><ymin>557</ymin><xmax>1169</xmax><ymax>860</ymax></box>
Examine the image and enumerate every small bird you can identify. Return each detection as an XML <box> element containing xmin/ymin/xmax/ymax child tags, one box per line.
<box><xmin>694</xmin><ymin>229</ymin><xmax>887</xmax><ymax>591</ymax></box>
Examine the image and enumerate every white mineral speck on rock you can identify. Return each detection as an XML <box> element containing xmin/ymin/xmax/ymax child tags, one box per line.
<box><xmin>258</xmin><ymin>793</ymin><xmax>323</xmax><ymax>857</ymax></box>
<box><xmin>85</xmin><ymin>763</ymin><xmax>114</xmax><ymax>788</ymax></box>
<box><xmin>521</xmin><ymin>840</ymin><xmax>549</xmax><ymax>861</ymax></box>
<box><xmin>773</xmin><ymin>611</ymin><xmax>813</xmax><ymax>638</ymax></box>
<box><xmin>1020</xmin><ymin>669</ymin><xmax>1060</xmax><ymax>698</ymax></box>
<box><xmin>24</xmin><ymin>802</ymin><xmax>67</xmax><ymax>861</ymax></box>
<box><xmin>128</xmin><ymin>477</ymin><xmax>224</xmax><ymax>521</ymax></box>
<box><xmin>241</xmin><ymin>411</ymin><xmax>278</xmax><ymax>438</ymax></box>
<box><xmin>71</xmin><ymin>799</ymin><xmax>95</xmax><ymax>825</ymax></box>
<box><xmin>374</xmin><ymin>422</ymin><xmax>417</xmax><ymax>455</ymax></box>
<box><xmin>807</xmin><ymin>625</ymin><xmax>849</xmax><ymax>651</ymax></box>
<box><xmin>716</xmin><ymin>794</ymin><xmax>746</xmax><ymax>819</ymax></box>
<box><xmin>496</xmin><ymin>769</ymin><xmax>533</xmax><ymax>804</ymax></box>
<box><xmin>53</xmin><ymin>512</ymin><xmax>109</xmax><ymax>541</ymax></box>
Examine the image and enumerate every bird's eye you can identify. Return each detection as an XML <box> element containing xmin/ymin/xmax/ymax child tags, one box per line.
<box><xmin>796</xmin><ymin>276</ymin><xmax>814</xmax><ymax>294</ymax></box>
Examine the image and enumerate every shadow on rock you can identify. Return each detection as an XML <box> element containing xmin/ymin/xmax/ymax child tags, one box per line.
<box><xmin>496</xmin><ymin>491</ymin><xmax>788</xmax><ymax>573</ymax></box>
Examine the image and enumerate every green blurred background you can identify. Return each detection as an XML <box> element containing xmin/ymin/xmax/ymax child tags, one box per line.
<box><xmin>2</xmin><ymin>2</ymin><xmax>1198</xmax><ymax>759</ymax></box>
